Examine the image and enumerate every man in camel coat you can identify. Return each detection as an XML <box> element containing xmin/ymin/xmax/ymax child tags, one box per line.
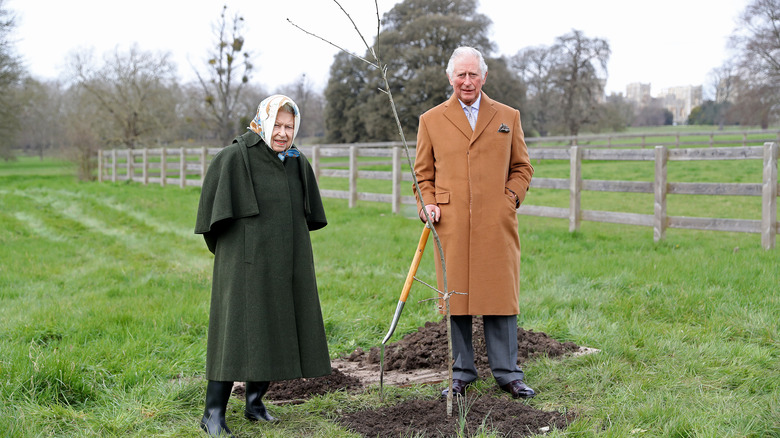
<box><xmin>413</xmin><ymin>46</ymin><xmax>535</xmax><ymax>399</ymax></box>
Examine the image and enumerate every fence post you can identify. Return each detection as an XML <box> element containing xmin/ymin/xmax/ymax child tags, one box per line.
<box><xmin>180</xmin><ymin>148</ymin><xmax>186</xmax><ymax>188</ymax></box>
<box><xmin>111</xmin><ymin>149</ymin><xmax>117</xmax><ymax>183</ymax></box>
<box><xmin>349</xmin><ymin>146</ymin><xmax>358</xmax><ymax>208</ymax></box>
<box><xmin>200</xmin><ymin>147</ymin><xmax>208</xmax><ymax>184</ymax></box>
<box><xmin>160</xmin><ymin>148</ymin><xmax>167</xmax><ymax>187</ymax></box>
<box><xmin>127</xmin><ymin>150</ymin><xmax>133</xmax><ymax>182</ymax></box>
<box><xmin>311</xmin><ymin>146</ymin><xmax>321</xmax><ymax>181</ymax></box>
<box><xmin>392</xmin><ymin>146</ymin><xmax>401</xmax><ymax>214</ymax></box>
<box><xmin>762</xmin><ymin>142</ymin><xmax>778</xmax><ymax>250</ymax></box>
<box><xmin>98</xmin><ymin>149</ymin><xmax>104</xmax><ymax>182</ymax></box>
<box><xmin>654</xmin><ymin>146</ymin><xmax>668</xmax><ymax>242</ymax></box>
<box><xmin>142</xmin><ymin>148</ymin><xmax>149</xmax><ymax>185</ymax></box>
<box><xmin>569</xmin><ymin>146</ymin><xmax>581</xmax><ymax>232</ymax></box>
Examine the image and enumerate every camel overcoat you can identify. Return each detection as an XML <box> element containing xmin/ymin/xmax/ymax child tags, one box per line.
<box><xmin>194</xmin><ymin>131</ymin><xmax>331</xmax><ymax>382</ymax></box>
<box><xmin>413</xmin><ymin>92</ymin><xmax>534</xmax><ymax>316</ymax></box>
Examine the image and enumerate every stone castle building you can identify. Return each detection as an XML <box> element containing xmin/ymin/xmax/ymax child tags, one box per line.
<box><xmin>626</xmin><ymin>82</ymin><xmax>652</xmax><ymax>106</ymax></box>
<box><xmin>625</xmin><ymin>82</ymin><xmax>703</xmax><ymax>125</ymax></box>
<box><xmin>660</xmin><ymin>85</ymin><xmax>703</xmax><ymax>125</ymax></box>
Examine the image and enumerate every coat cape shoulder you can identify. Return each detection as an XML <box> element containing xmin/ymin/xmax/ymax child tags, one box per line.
<box><xmin>194</xmin><ymin>131</ymin><xmax>326</xmax><ymax>253</ymax></box>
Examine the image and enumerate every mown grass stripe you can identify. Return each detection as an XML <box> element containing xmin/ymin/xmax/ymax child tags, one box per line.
<box><xmin>0</xmin><ymin>156</ymin><xmax>778</xmax><ymax>437</ymax></box>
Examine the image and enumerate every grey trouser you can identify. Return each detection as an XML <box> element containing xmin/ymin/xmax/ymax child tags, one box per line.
<box><xmin>450</xmin><ymin>315</ymin><xmax>525</xmax><ymax>386</ymax></box>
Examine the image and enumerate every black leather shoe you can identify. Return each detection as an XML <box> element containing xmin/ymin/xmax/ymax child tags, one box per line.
<box><xmin>441</xmin><ymin>379</ymin><xmax>469</xmax><ymax>397</ymax></box>
<box><xmin>499</xmin><ymin>380</ymin><xmax>536</xmax><ymax>399</ymax></box>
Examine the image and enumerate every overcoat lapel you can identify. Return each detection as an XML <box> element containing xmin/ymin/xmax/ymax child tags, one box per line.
<box><xmin>471</xmin><ymin>96</ymin><xmax>497</xmax><ymax>145</ymax></box>
<box><xmin>443</xmin><ymin>95</ymin><xmax>473</xmax><ymax>140</ymax></box>
<box><xmin>441</xmin><ymin>93</ymin><xmax>499</xmax><ymax>144</ymax></box>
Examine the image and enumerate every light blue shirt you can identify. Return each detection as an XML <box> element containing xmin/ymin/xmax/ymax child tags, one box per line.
<box><xmin>458</xmin><ymin>93</ymin><xmax>482</xmax><ymax>127</ymax></box>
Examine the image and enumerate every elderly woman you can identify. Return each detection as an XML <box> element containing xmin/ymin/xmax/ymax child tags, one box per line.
<box><xmin>195</xmin><ymin>95</ymin><xmax>330</xmax><ymax>437</ymax></box>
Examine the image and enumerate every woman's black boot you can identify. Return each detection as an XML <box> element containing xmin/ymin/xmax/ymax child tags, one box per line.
<box><xmin>200</xmin><ymin>380</ymin><xmax>235</xmax><ymax>437</ymax></box>
<box><xmin>244</xmin><ymin>381</ymin><xmax>278</xmax><ymax>422</ymax></box>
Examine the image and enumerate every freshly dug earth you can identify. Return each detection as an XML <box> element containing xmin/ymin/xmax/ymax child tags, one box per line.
<box><xmin>242</xmin><ymin>318</ymin><xmax>580</xmax><ymax>437</ymax></box>
<box><xmin>346</xmin><ymin>317</ymin><xmax>580</xmax><ymax>374</ymax></box>
<box><xmin>267</xmin><ymin>367</ymin><xmax>363</xmax><ymax>402</ymax></box>
<box><xmin>338</xmin><ymin>395</ymin><xmax>576</xmax><ymax>438</ymax></box>
<box><xmin>233</xmin><ymin>367</ymin><xmax>364</xmax><ymax>403</ymax></box>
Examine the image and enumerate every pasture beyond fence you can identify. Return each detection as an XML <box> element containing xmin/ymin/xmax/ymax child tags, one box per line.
<box><xmin>97</xmin><ymin>130</ymin><xmax>779</xmax><ymax>250</ymax></box>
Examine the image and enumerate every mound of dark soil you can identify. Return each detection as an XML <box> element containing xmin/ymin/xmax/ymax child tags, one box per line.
<box><xmin>267</xmin><ymin>367</ymin><xmax>363</xmax><ymax>401</ymax></box>
<box><xmin>246</xmin><ymin>317</ymin><xmax>581</xmax><ymax>437</ymax></box>
<box><xmin>338</xmin><ymin>395</ymin><xmax>575</xmax><ymax>438</ymax></box>
<box><xmin>233</xmin><ymin>368</ymin><xmax>363</xmax><ymax>403</ymax></box>
<box><xmin>346</xmin><ymin>317</ymin><xmax>580</xmax><ymax>375</ymax></box>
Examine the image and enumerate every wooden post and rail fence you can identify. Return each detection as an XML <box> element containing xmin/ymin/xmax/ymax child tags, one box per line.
<box><xmin>97</xmin><ymin>130</ymin><xmax>780</xmax><ymax>250</ymax></box>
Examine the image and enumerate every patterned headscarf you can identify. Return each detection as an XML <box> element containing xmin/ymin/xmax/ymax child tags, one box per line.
<box><xmin>248</xmin><ymin>94</ymin><xmax>301</xmax><ymax>151</ymax></box>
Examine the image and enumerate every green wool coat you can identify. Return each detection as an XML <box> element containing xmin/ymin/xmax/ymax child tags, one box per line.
<box><xmin>194</xmin><ymin>131</ymin><xmax>330</xmax><ymax>382</ymax></box>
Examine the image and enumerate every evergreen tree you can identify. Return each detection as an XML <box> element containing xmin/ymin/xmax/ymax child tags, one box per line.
<box><xmin>324</xmin><ymin>0</ymin><xmax>523</xmax><ymax>142</ymax></box>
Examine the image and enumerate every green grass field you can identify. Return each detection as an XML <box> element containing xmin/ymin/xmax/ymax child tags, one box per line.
<box><xmin>0</xmin><ymin>155</ymin><xmax>778</xmax><ymax>437</ymax></box>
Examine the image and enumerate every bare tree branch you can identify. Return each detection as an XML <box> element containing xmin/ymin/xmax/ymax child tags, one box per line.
<box><xmin>286</xmin><ymin>18</ymin><xmax>377</xmax><ymax>69</ymax></box>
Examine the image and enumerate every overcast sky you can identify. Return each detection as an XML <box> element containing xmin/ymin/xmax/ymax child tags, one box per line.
<box><xmin>8</xmin><ymin>0</ymin><xmax>748</xmax><ymax>98</ymax></box>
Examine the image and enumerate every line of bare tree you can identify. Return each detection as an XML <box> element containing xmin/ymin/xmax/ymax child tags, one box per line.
<box><xmin>0</xmin><ymin>0</ymin><xmax>777</xmax><ymax>179</ymax></box>
<box><xmin>0</xmin><ymin>3</ymin><xmax>325</xmax><ymax>179</ymax></box>
<box><xmin>701</xmin><ymin>0</ymin><xmax>780</xmax><ymax>129</ymax></box>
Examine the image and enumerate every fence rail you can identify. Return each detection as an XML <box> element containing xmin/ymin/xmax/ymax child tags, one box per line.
<box><xmin>523</xmin><ymin>128</ymin><xmax>780</xmax><ymax>148</ymax></box>
<box><xmin>97</xmin><ymin>138</ymin><xmax>779</xmax><ymax>250</ymax></box>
